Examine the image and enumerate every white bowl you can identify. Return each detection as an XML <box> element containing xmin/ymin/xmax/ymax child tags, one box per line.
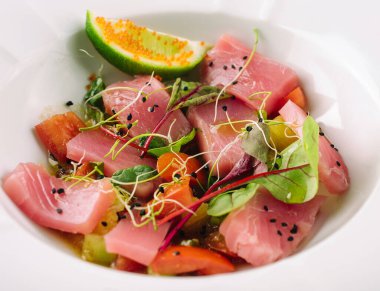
<box><xmin>1</xmin><ymin>0</ymin><xmax>379</xmax><ymax>290</ymax></box>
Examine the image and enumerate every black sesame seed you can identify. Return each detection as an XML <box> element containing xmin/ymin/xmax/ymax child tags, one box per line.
<box><xmin>127</xmin><ymin>113</ymin><xmax>133</xmax><ymax>121</ymax></box>
<box><xmin>117</xmin><ymin>213</ymin><xmax>126</xmax><ymax>221</ymax></box>
<box><xmin>65</xmin><ymin>101</ymin><xmax>74</xmax><ymax>107</ymax></box>
<box><xmin>116</xmin><ymin>130</ymin><xmax>123</xmax><ymax>136</ymax></box>
<box><xmin>142</xmin><ymin>97</ymin><xmax>147</xmax><ymax>103</ymax></box>
<box><xmin>158</xmin><ymin>186</ymin><xmax>165</xmax><ymax>193</ymax></box>
<box><xmin>222</xmin><ymin>105</ymin><xmax>228</xmax><ymax>111</ymax></box>
<box><xmin>277</xmin><ymin>154</ymin><xmax>282</xmax><ymax>159</ymax></box>
<box><xmin>173</xmin><ymin>251</ymin><xmax>181</xmax><ymax>256</ymax></box>
<box><xmin>334</xmin><ymin>147</ymin><xmax>339</xmax><ymax>152</ymax></box>
<box><xmin>174</xmin><ymin>173</ymin><xmax>181</xmax><ymax>179</ymax></box>
<box><xmin>112</xmin><ymin>109</ymin><xmax>116</xmax><ymax>114</ymax></box>
<box><xmin>145</xmin><ymin>81</ymin><xmax>149</xmax><ymax>85</ymax></box>
<box><xmin>56</xmin><ymin>208</ymin><xmax>63</xmax><ymax>214</ymax></box>
<box><xmin>274</xmin><ymin>163</ymin><xmax>279</xmax><ymax>169</ymax></box>
<box><xmin>263</xmin><ymin>205</ymin><xmax>269</xmax><ymax>212</ymax></box>
<box><xmin>140</xmin><ymin>210</ymin><xmax>146</xmax><ymax>216</ymax></box>
<box><xmin>51</xmin><ymin>188</ymin><xmax>57</xmax><ymax>194</ymax></box>
<box><xmin>258</xmin><ymin>117</ymin><xmax>263</xmax><ymax>123</ymax></box>
<box><xmin>243</xmin><ymin>55</ymin><xmax>248</xmax><ymax>60</ymax></box>
<box><xmin>277</xmin><ymin>230</ymin><xmax>282</xmax><ymax>236</ymax></box>
<box><xmin>232</xmin><ymin>80</ymin><xmax>238</xmax><ymax>85</ymax></box>
<box><xmin>336</xmin><ymin>161</ymin><xmax>341</xmax><ymax>167</ymax></box>
<box><xmin>57</xmin><ymin>188</ymin><xmax>65</xmax><ymax>194</ymax></box>
<box><xmin>239</xmin><ymin>67</ymin><xmax>243</xmax><ymax>71</ymax></box>
<box><xmin>96</xmin><ymin>174</ymin><xmax>104</xmax><ymax>180</ymax></box>
<box><xmin>231</xmin><ymin>64</ymin><xmax>236</xmax><ymax>69</ymax></box>
<box><xmin>209</xmin><ymin>61</ymin><xmax>214</xmax><ymax>67</ymax></box>
<box><xmin>231</xmin><ymin>95</ymin><xmax>236</xmax><ymax>100</ymax></box>
<box><xmin>127</xmin><ymin>123</ymin><xmax>133</xmax><ymax>130</ymax></box>
<box><xmin>148</xmin><ymin>107</ymin><xmax>155</xmax><ymax>112</ymax></box>
<box><xmin>319</xmin><ymin>132</ymin><xmax>325</xmax><ymax>136</ymax></box>
<box><xmin>223</xmin><ymin>65</ymin><xmax>228</xmax><ymax>70</ymax></box>
<box><xmin>191</xmin><ymin>172</ymin><xmax>197</xmax><ymax>178</ymax></box>
<box><xmin>330</xmin><ymin>144</ymin><xmax>335</xmax><ymax>148</ymax></box>
<box><xmin>281</xmin><ymin>222</ymin><xmax>288</xmax><ymax>227</ymax></box>
<box><xmin>288</xmin><ymin>236</ymin><xmax>294</xmax><ymax>242</ymax></box>
<box><xmin>290</xmin><ymin>224</ymin><xmax>298</xmax><ymax>234</ymax></box>
<box><xmin>153</xmin><ymin>104</ymin><xmax>159</xmax><ymax>108</ymax></box>
<box><xmin>101</xmin><ymin>221</ymin><xmax>108</xmax><ymax>227</ymax></box>
<box><xmin>183</xmin><ymin>86</ymin><xmax>188</xmax><ymax>91</ymax></box>
<box><xmin>246</xmin><ymin>125</ymin><xmax>253</xmax><ymax>132</ymax></box>
<box><xmin>270</xmin><ymin>218</ymin><xmax>277</xmax><ymax>223</ymax></box>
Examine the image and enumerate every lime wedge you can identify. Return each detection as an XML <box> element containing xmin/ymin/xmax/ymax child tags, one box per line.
<box><xmin>85</xmin><ymin>11</ymin><xmax>211</xmax><ymax>79</ymax></box>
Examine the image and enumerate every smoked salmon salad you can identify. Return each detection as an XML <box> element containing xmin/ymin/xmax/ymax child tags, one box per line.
<box><xmin>1</xmin><ymin>11</ymin><xmax>350</xmax><ymax>276</ymax></box>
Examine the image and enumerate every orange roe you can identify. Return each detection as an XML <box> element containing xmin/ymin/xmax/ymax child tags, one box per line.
<box><xmin>95</xmin><ymin>17</ymin><xmax>195</xmax><ymax>66</ymax></box>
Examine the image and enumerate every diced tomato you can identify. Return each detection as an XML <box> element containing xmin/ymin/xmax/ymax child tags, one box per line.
<box><xmin>35</xmin><ymin>112</ymin><xmax>85</xmax><ymax>163</ymax></box>
<box><xmin>284</xmin><ymin>87</ymin><xmax>307</xmax><ymax>111</ymax></box>
<box><xmin>114</xmin><ymin>255</ymin><xmax>146</xmax><ymax>273</ymax></box>
<box><xmin>150</xmin><ymin>246</ymin><xmax>235</xmax><ymax>275</ymax></box>
<box><xmin>150</xmin><ymin>176</ymin><xmax>194</xmax><ymax>217</ymax></box>
<box><xmin>157</xmin><ymin>152</ymin><xmax>206</xmax><ymax>186</ymax></box>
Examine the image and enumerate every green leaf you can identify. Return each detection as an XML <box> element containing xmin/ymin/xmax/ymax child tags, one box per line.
<box><xmin>208</xmin><ymin>183</ymin><xmax>259</xmax><ymax>216</ymax></box>
<box><xmin>241</xmin><ymin>122</ymin><xmax>270</xmax><ymax>163</ymax></box>
<box><xmin>254</xmin><ymin>116</ymin><xmax>320</xmax><ymax>203</ymax></box>
<box><xmin>175</xmin><ymin>84</ymin><xmax>231</xmax><ymax>109</ymax></box>
<box><xmin>303</xmin><ymin>116</ymin><xmax>319</xmax><ymax>174</ymax></box>
<box><xmin>112</xmin><ymin>165</ymin><xmax>156</xmax><ymax>184</ymax></box>
<box><xmin>84</xmin><ymin>106</ymin><xmax>104</xmax><ymax>124</ymax></box>
<box><xmin>147</xmin><ymin>128</ymin><xmax>196</xmax><ymax>157</ymax></box>
<box><xmin>84</xmin><ymin>76</ymin><xmax>106</xmax><ymax>110</ymax></box>
<box><xmin>83</xmin><ymin>76</ymin><xmax>106</xmax><ymax>124</ymax></box>
<box><xmin>139</xmin><ymin>136</ymin><xmax>167</xmax><ymax>149</ymax></box>
<box><xmin>166</xmin><ymin>78</ymin><xmax>182</xmax><ymax>111</ymax></box>
<box><xmin>166</xmin><ymin>80</ymin><xmax>231</xmax><ymax>110</ymax></box>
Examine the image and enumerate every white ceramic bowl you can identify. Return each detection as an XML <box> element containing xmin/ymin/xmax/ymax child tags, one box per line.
<box><xmin>1</xmin><ymin>0</ymin><xmax>379</xmax><ymax>290</ymax></box>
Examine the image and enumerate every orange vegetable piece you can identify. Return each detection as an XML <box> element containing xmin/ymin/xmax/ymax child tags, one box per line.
<box><xmin>150</xmin><ymin>246</ymin><xmax>235</xmax><ymax>275</ymax></box>
<box><xmin>157</xmin><ymin>152</ymin><xmax>206</xmax><ymax>185</ymax></box>
<box><xmin>284</xmin><ymin>87</ymin><xmax>307</xmax><ymax>111</ymax></box>
<box><xmin>114</xmin><ymin>255</ymin><xmax>146</xmax><ymax>273</ymax></box>
<box><xmin>75</xmin><ymin>162</ymin><xmax>94</xmax><ymax>177</ymax></box>
<box><xmin>150</xmin><ymin>177</ymin><xmax>194</xmax><ymax>218</ymax></box>
<box><xmin>35</xmin><ymin>112</ymin><xmax>85</xmax><ymax>163</ymax></box>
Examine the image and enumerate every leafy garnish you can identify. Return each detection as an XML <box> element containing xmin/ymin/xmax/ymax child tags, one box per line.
<box><xmin>84</xmin><ymin>76</ymin><xmax>106</xmax><ymax>110</ymax></box>
<box><xmin>112</xmin><ymin>165</ymin><xmax>157</xmax><ymax>184</ymax></box>
<box><xmin>147</xmin><ymin>128</ymin><xmax>196</xmax><ymax>157</ymax></box>
<box><xmin>157</xmin><ymin>164</ymin><xmax>308</xmax><ymax>226</ymax></box>
<box><xmin>174</xmin><ymin>82</ymin><xmax>230</xmax><ymax>109</ymax></box>
<box><xmin>139</xmin><ymin>136</ymin><xmax>167</xmax><ymax>149</ymax></box>
<box><xmin>166</xmin><ymin>80</ymin><xmax>231</xmax><ymax>110</ymax></box>
<box><xmin>207</xmin><ymin>183</ymin><xmax>259</xmax><ymax>216</ymax></box>
<box><xmin>85</xmin><ymin>105</ymin><xmax>105</xmax><ymax>125</ymax></box>
<box><xmin>83</xmin><ymin>76</ymin><xmax>106</xmax><ymax>124</ymax></box>
<box><xmin>166</xmin><ymin>78</ymin><xmax>182</xmax><ymax>111</ymax></box>
<box><xmin>241</xmin><ymin>122</ymin><xmax>270</xmax><ymax>163</ymax></box>
<box><xmin>303</xmin><ymin>116</ymin><xmax>320</xmax><ymax>173</ymax></box>
<box><xmin>254</xmin><ymin>116</ymin><xmax>320</xmax><ymax>203</ymax></box>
